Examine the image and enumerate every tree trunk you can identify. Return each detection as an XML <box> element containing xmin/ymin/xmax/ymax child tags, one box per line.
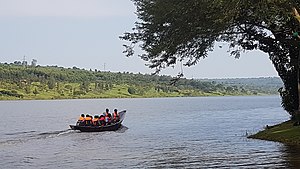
<box><xmin>293</xmin><ymin>7</ymin><xmax>300</xmax><ymax>123</ymax></box>
<box><xmin>297</xmin><ymin>51</ymin><xmax>300</xmax><ymax>123</ymax></box>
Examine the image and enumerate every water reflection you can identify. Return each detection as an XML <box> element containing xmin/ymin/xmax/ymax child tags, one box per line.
<box><xmin>280</xmin><ymin>145</ymin><xmax>300</xmax><ymax>168</ymax></box>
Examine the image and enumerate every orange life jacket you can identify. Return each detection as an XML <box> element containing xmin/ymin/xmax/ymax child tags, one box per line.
<box><xmin>78</xmin><ymin>116</ymin><xmax>85</xmax><ymax>121</ymax></box>
<box><xmin>92</xmin><ymin>118</ymin><xmax>99</xmax><ymax>122</ymax></box>
<box><xmin>85</xmin><ymin>116</ymin><xmax>92</xmax><ymax>121</ymax></box>
<box><xmin>92</xmin><ymin>118</ymin><xmax>99</xmax><ymax>125</ymax></box>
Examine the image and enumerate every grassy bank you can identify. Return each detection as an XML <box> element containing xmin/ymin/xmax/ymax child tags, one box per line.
<box><xmin>0</xmin><ymin>81</ymin><xmax>264</xmax><ymax>100</ymax></box>
<box><xmin>248</xmin><ymin>120</ymin><xmax>300</xmax><ymax>145</ymax></box>
<box><xmin>0</xmin><ymin>64</ymin><xmax>281</xmax><ymax>101</ymax></box>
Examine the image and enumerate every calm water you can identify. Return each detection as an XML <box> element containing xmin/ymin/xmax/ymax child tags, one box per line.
<box><xmin>1</xmin><ymin>96</ymin><xmax>299</xmax><ymax>168</ymax></box>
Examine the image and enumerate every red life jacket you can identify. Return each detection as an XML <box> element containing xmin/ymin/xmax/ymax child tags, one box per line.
<box><xmin>113</xmin><ymin>112</ymin><xmax>119</xmax><ymax>120</ymax></box>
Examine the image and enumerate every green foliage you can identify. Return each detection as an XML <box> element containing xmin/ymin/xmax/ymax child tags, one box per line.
<box><xmin>47</xmin><ymin>76</ymin><xmax>56</xmax><ymax>89</ymax></box>
<box><xmin>128</xmin><ymin>86</ymin><xmax>136</xmax><ymax>94</ymax></box>
<box><xmin>0</xmin><ymin>90</ymin><xmax>23</xmax><ymax>98</ymax></box>
<box><xmin>203</xmin><ymin>77</ymin><xmax>283</xmax><ymax>95</ymax></box>
<box><xmin>33</xmin><ymin>88</ymin><xmax>39</xmax><ymax>95</ymax></box>
<box><xmin>0</xmin><ymin>63</ymin><xmax>278</xmax><ymax>100</ymax></box>
<box><xmin>73</xmin><ymin>90</ymin><xmax>86</xmax><ymax>96</ymax></box>
<box><xmin>65</xmin><ymin>84</ymin><xmax>72</xmax><ymax>90</ymax></box>
<box><xmin>249</xmin><ymin>120</ymin><xmax>300</xmax><ymax>145</ymax></box>
<box><xmin>80</xmin><ymin>81</ymin><xmax>90</xmax><ymax>92</ymax></box>
<box><xmin>121</xmin><ymin>0</ymin><xmax>300</xmax><ymax>115</ymax></box>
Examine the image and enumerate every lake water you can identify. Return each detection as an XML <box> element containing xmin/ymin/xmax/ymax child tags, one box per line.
<box><xmin>1</xmin><ymin>96</ymin><xmax>299</xmax><ymax>168</ymax></box>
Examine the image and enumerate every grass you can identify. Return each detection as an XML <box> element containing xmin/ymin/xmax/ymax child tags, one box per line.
<box><xmin>248</xmin><ymin>120</ymin><xmax>300</xmax><ymax>145</ymax></box>
<box><xmin>0</xmin><ymin>82</ymin><xmax>264</xmax><ymax>101</ymax></box>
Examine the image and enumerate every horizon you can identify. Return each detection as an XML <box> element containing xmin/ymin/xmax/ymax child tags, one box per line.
<box><xmin>0</xmin><ymin>60</ymin><xmax>280</xmax><ymax>80</ymax></box>
<box><xmin>0</xmin><ymin>0</ymin><xmax>279</xmax><ymax>79</ymax></box>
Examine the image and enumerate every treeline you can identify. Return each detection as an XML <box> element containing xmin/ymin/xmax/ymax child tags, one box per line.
<box><xmin>201</xmin><ymin>77</ymin><xmax>283</xmax><ymax>95</ymax></box>
<box><xmin>0</xmin><ymin>63</ymin><xmax>279</xmax><ymax>100</ymax></box>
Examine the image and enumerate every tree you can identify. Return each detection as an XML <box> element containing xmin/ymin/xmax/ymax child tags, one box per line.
<box><xmin>121</xmin><ymin>0</ymin><xmax>300</xmax><ymax>118</ymax></box>
<box><xmin>47</xmin><ymin>76</ymin><xmax>56</xmax><ymax>89</ymax></box>
<box><xmin>80</xmin><ymin>81</ymin><xmax>90</xmax><ymax>93</ymax></box>
<box><xmin>33</xmin><ymin>87</ymin><xmax>39</xmax><ymax>96</ymax></box>
<box><xmin>128</xmin><ymin>86</ymin><xmax>136</xmax><ymax>94</ymax></box>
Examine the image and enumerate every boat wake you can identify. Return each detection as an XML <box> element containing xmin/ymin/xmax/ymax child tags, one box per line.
<box><xmin>0</xmin><ymin>129</ymin><xmax>79</xmax><ymax>146</ymax></box>
<box><xmin>4</xmin><ymin>130</ymin><xmax>37</xmax><ymax>136</ymax></box>
<box><xmin>37</xmin><ymin>129</ymin><xmax>78</xmax><ymax>138</ymax></box>
<box><xmin>1</xmin><ymin>124</ymin><xmax>127</xmax><ymax>146</ymax></box>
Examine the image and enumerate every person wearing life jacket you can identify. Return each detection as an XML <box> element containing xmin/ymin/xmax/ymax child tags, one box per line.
<box><xmin>104</xmin><ymin>108</ymin><xmax>111</xmax><ymax>117</ymax></box>
<box><xmin>85</xmin><ymin>114</ymin><xmax>92</xmax><ymax>126</ymax></box>
<box><xmin>113</xmin><ymin>109</ymin><xmax>120</xmax><ymax>123</ymax></box>
<box><xmin>105</xmin><ymin>114</ymin><xmax>112</xmax><ymax>125</ymax></box>
<box><xmin>102</xmin><ymin>109</ymin><xmax>111</xmax><ymax>125</ymax></box>
<box><xmin>92</xmin><ymin>115</ymin><xmax>99</xmax><ymax>126</ymax></box>
<box><xmin>104</xmin><ymin>108</ymin><xmax>112</xmax><ymax>125</ymax></box>
<box><xmin>77</xmin><ymin>114</ymin><xmax>85</xmax><ymax>126</ymax></box>
<box><xmin>99</xmin><ymin>115</ymin><xmax>105</xmax><ymax>126</ymax></box>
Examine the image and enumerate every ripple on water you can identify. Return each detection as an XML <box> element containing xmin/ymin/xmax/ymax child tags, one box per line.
<box><xmin>0</xmin><ymin>96</ymin><xmax>292</xmax><ymax>168</ymax></box>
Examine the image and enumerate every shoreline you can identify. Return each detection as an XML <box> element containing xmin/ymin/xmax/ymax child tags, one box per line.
<box><xmin>248</xmin><ymin>120</ymin><xmax>300</xmax><ymax>145</ymax></box>
<box><xmin>0</xmin><ymin>93</ymin><xmax>275</xmax><ymax>101</ymax></box>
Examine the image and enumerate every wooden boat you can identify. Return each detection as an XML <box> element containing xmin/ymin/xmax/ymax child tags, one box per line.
<box><xmin>70</xmin><ymin>110</ymin><xmax>126</xmax><ymax>132</ymax></box>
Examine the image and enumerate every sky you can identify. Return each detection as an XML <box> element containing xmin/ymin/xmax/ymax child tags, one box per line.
<box><xmin>0</xmin><ymin>0</ymin><xmax>279</xmax><ymax>79</ymax></box>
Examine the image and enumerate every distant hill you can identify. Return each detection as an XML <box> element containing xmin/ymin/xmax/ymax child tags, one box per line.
<box><xmin>200</xmin><ymin>77</ymin><xmax>283</xmax><ymax>95</ymax></box>
<box><xmin>0</xmin><ymin>63</ymin><xmax>281</xmax><ymax>100</ymax></box>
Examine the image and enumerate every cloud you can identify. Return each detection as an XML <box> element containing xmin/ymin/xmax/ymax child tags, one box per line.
<box><xmin>0</xmin><ymin>0</ymin><xmax>135</xmax><ymax>17</ymax></box>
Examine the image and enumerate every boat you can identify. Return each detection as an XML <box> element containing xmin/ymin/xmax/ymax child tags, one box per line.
<box><xmin>70</xmin><ymin>110</ymin><xmax>126</xmax><ymax>132</ymax></box>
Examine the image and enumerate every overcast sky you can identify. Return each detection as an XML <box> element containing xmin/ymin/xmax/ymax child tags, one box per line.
<box><xmin>0</xmin><ymin>0</ymin><xmax>279</xmax><ymax>79</ymax></box>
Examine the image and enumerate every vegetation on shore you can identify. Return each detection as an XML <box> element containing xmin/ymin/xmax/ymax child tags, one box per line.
<box><xmin>0</xmin><ymin>63</ymin><xmax>281</xmax><ymax>100</ymax></box>
<box><xmin>248</xmin><ymin>120</ymin><xmax>300</xmax><ymax>145</ymax></box>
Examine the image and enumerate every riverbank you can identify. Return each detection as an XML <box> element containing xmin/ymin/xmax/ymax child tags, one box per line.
<box><xmin>248</xmin><ymin>120</ymin><xmax>300</xmax><ymax>145</ymax></box>
<box><xmin>0</xmin><ymin>83</ymin><xmax>267</xmax><ymax>100</ymax></box>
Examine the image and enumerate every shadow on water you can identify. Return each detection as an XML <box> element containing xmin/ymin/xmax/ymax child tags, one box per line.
<box><xmin>280</xmin><ymin>145</ymin><xmax>300</xmax><ymax>168</ymax></box>
<box><xmin>116</xmin><ymin>125</ymin><xmax>129</xmax><ymax>133</ymax></box>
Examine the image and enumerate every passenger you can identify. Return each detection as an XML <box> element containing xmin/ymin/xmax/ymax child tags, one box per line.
<box><xmin>113</xmin><ymin>109</ymin><xmax>120</xmax><ymax>123</ymax></box>
<box><xmin>104</xmin><ymin>108</ymin><xmax>112</xmax><ymax>125</ymax></box>
<box><xmin>105</xmin><ymin>113</ymin><xmax>112</xmax><ymax>125</ymax></box>
<box><xmin>99</xmin><ymin>115</ymin><xmax>105</xmax><ymax>126</ymax></box>
<box><xmin>104</xmin><ymin>108</ymin><xmax>111</xmax><ymax>117</ymax></box>
<box><xmin>85</xmin><ymin>114</ymin><xmax>92</xmax><ymax>126</ymax></box>
<box><xmin>92</xmin><ymin>115</ymin><xmax>99</xmax><ymax>126</ymax></box>
<box><xmin>77</xmin><ymin>114</ymin><xmax>85</xmax><ymax>126</ymax></box>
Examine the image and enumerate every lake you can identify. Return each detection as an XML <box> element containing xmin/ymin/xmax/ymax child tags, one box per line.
<box><xmin>0</xmin><ymin>96</ymin><xmax>299</xmax><ymax>168</ymax></box>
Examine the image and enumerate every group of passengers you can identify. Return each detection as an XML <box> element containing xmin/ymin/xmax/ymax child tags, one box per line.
<box><xmin>77</xmin><ymin>108</ymin><xmax>120</xmax><ymax>126</ymax></box>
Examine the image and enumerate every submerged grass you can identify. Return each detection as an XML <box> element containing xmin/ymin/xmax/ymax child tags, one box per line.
<box><xmin>248</xmin><ymin>120</ymin><xmax>300</xmax><ymax>145</ymax></box>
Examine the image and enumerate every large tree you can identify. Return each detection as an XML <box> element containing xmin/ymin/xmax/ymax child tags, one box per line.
<box><xmin>121</xmin><ymin>0</ymin><xmax>300</xmax><ymax>118</ymax></box>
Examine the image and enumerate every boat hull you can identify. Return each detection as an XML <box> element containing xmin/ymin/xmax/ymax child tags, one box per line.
<box><xmin>70</xmin><ymin>123</ymin><xmax>122</xmax><ymax>132</ymax></box>
<box><xmin>70</xmin><ymin>110</ymin><xmax>126</xmax><ymax>132</ymax></box>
